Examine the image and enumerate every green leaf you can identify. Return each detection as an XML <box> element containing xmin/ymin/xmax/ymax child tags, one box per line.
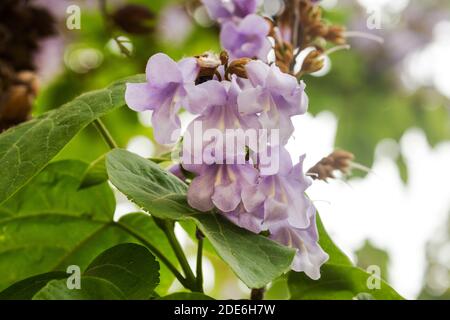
<box><xmin>0</xmin><ymin>160</ymin><xmax>115</xmax><ymax>220</ymax></box>
<box><xmin>33</xmin><ymin>277</ymin><xmax>126</xmax><ymax>300</ymax></box>
<box><xmin>106</xmin><ymin>149</ymin><xmax>198</xmax><ymax>220</ymax></box>
<box><xmin>33</xmin><ymin>243</ymin><xmax>160</xmax><ymax>300</ymax></box>
<box><xmin>159</xmin><ymin>292</ymin><xmax>214</xmax><ymax>300</ymax></box>
<box><xmin>0</xmin><ymin>74</ymin><xmax>145</xmax><ymax>205</ymax></box>
<box><xmin>106</xmin><ymin>149</ymin><xmax>295</xmax><ymax>288</ymax></box>
<box><xmin>0</xmin><ymin>160</ymin><xmax>172</xmax><ymax>296</ymax></box>
<box><xmin>194</xmin><ymin>214</ymin><xmax>295</xmax><ymax>289</ymax></box>
<box><xmin>0</xmin><ymin>271</ymin><xmax>67</xmax><ymax>300</ymax></box>
<box><xmin>288</xmin><ymin>215</ymin><xmax>403</xmax><ymax>300</ymax></box>
<box><xmin>78</xmin><ymin>154</ymin><xmax>108</xmax><ymax>189</ymax></box>
<box><xmin>118</xmin><ymin>213</ymin><xmax>177</xmax><ymax>295</ymax></box>
<box><xmin>84</xmin><ymin>243</ymin><xmax>160</xmax><ymax>299</ymax></box>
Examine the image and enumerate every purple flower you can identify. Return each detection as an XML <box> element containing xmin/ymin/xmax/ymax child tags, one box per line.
<box><xmin>238</xmin><ymin>60</ymin><xmax>308</xmax><ymax>145</ymax></box>
<box><xmin>168</xmin><ymin>164</ymin><xmax>187</xmax><ymax>181</ymax></box>
<box><xmin>220</xmin><ymin>14</ymin><xmax>271</xmax><ymax>61</ymax></box>
<box><xmin>125</xmin><ymin>53</ymin><xmax>207</xmax><ymax>144</ymax></box>
<box><xmin>222</xmin><ymin>203</ymin><xmax>265</xmax><ymax>234</ymax></box>
<box><xmin>182</xmin><ymin>78</ymin><xmax>260</xmax><ymax>165</ymax></box>
<box><xmin>186</xmin><ymin>162</ymin><xmax>259</xmax><ymax>213</ymax></box>
<box><xmin>202</xmin><ymin>0</ymin><xmax>260</xmax><ymax>23</ymax></box>
<box><xmin>269</xmin><ymin>214</ymin><xmax>329</xmax><ymax>280</ymax></box>
<box><xmin>242</xmin><ymin>149</ymin><xmax>314</xmax><ymax>229</ymax></box>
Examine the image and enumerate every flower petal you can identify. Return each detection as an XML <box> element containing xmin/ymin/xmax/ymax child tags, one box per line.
<box><xmin>151</xmin><ymin>101</ymin><xmax>181</xmax><ymax>144</ymax></box>
<box><xmin>125</xmin><ymin>83</ymin><xmax>154</xmax><ymax>112</ymax></box>
<box><xmin>212</xmin><ymin>181</ymin><xmax>241</xmax><ymax>212</ymax></box>
<box><xmin>146</xmin><ymin>53</ymin><xmax>182</xmax><ymax>86</ymax></box>
<box><xmin>238</xmin><ymin>87</ymin><xmax>265</xmax><ymax>114</ymax></box>
<box><xmin>245</xmin><ymin>60</ymin><xmax>270</xmax><ymax>87</ymax></box>
<box><xmin>187</xmin><ymin>167</ymin><xmax>216</xmax><ymax>211</ymax></box>
<box><xmin>178</xmin><ymin>57</ymin><xmax>200</xmax><ymax>83</ymax></box>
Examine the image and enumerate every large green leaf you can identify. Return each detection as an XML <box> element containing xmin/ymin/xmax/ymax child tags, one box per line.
<box><xmin>106</xmin><ymin>148</ymin><xmax>197</xmax><ymax>220</ymax></box>
<box><xmin>0</xmin><ymin>74</ymin><xmax>145</xmax><ymax>205</ymax></box>
<box><xmin>118</xmin><ymin>213</ymin><xmax>177</xmax><ymax>294</ymax></box>
<box><xmin>106</xmin><ymin>149</ymin><xmax>295</xmax><ymax>288</ymax></box>
<box><xmin>33</xmin><ymin>277</ymin><xmax>126</xmax><ymax>300</ymax></box>
<box><xmin>0</xmin><ymin>160</ymin><xmax>115</xmax><ymax>220</ymax></box>
<box><xmin>78</xmin><ymin>154</ymin><xmax>108</xmax><ymax>190</ymax></box>
<box><xmin>288</xmin><ymin>216</ymin><xmax>403</xmax><ymax>300</ymax></box>
<box><xmin>0</xmin><ymin>160</ymin><xmax>174</xmax><ymax>296</ymax></box>
<box><xmin>0</xmin><ymin>271</ymin><xmax>67</xmax><ymax>300</ymax></box>
<box><xmin>84</xmin><ymin>243</ymin><xmax>160</xmax><ymax>299</ymax></box>
<box><xmin>33</xmin><ymin>243</ymin><xmax>160</xmax><ymax>300</ymax></box>
<box><xmin>159</xmin><ymin>292</ymin><xmax>214</xmax><ymax>300</ymax></box>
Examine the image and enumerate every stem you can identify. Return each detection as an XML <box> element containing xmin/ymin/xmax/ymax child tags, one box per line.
<box><xmin>115</xmin><ymin>221</ymin><xmax>190</xmax><ymax>288</ymax></box>
<box><xmin>195</xmin><ymin>228</ymin><xmax>204</xmax><ymax>293</ymax></box>
<box><xmin>93</xmin><ymin>119</ymin><xmax>118</xmax><ymax>149</ymax></box>
<box><xmin>154</xmin><ymin>218</ymin><xmax>197</xmax><ymax>290</ymax></box>
<box><xmin>292</xmin><ymin>0</ymin><xmax>301</xmax><ymax>50</ymax></box>
<box><xmin>251</xmin><ymin>287</ymin><xmax>265</xmax><ymax>300</ymax></box>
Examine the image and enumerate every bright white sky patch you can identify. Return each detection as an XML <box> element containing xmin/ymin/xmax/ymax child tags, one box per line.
<box><xmin>288</xmin><ymin>112</ymin><xmax>450</xmax><ymax>299</ymax></box>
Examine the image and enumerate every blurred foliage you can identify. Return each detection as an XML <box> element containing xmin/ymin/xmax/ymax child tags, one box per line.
<box><xmin>418</xmin><ymin>212</ymin><xmax>450</xmax><ymax>299</ymax></box>
<box><xmin>355</xmin><ymin>240</ymin><xmax>390</xmax><ymax>282</ymax></box>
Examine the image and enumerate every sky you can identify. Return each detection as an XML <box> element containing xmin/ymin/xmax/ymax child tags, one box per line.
<box><xmin>286</xmin><ymin>111</ymin><xmax>450</xmax><ymax>299</ymax></box>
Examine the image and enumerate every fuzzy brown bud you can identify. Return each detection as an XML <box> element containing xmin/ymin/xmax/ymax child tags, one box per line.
<box><xmin>226</xmin><ymin>58</ymin><xmax>252</xmax><ymax>79</ymax></box>
<box><xmin>300</xmin><ymin>49</ymin><xmax>324</xmax><ymax>74</ymax></box>
<box><xmin>196</xmin><ymin>52</ymin><xmax>221</xmax><ymax>81</ymax></box>
<box><xmin>307</xmin><ymin>150</ymin><xmax>355</xmax><ymax>181</ymax></box>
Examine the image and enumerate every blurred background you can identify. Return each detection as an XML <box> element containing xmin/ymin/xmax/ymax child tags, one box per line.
<box><xmin>1</xmin><ymin>0</ymin><xmax>449</xmax><ymax>299</ymax></box>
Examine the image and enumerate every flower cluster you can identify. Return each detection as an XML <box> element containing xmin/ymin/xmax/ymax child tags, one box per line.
<box><xmin>203</xmin><ymin>0</ymin><xmax>271</xmax><ymax>61</ymax></box>
<box><xmin>125</xmin><ymin>0</ymin><xmax>330</xmax><ymax>280</ymax></box>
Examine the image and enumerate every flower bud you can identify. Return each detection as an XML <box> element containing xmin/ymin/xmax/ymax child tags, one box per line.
<box><xmin>112</xmin><ymin>4</ymin><xmax>155</xmax><ymax>35</ymax></box>
<box><xmin>196</xmin><ymin>52</ymin><xmax>221</xmax><ymax>80</ymax></box>
<box><xmin>226</xmin><ymin>58</ymin><xmax>252</xmax><ymax>79</ymax></box>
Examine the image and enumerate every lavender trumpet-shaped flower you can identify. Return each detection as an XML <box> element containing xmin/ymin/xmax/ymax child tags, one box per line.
<box><xmin>242</xmin><ymin>149</ymin><xmax>314</xmax><ymax>229</ymax></box>
<box><xmin>125</xmin><ymin>53</ymin><xmax>207</xmax><ymax>144</ymax></box>
<box><xmin>185</xmin><ymin>162</ymin><xmax>259</xmax><ymax>213</ymax></box>
<box><xmin>202</xmin><ymin>0</ymin><xmax>260</xmax><ymax>23</ymax></box>
<box><xmin>182</xmin><ymin>78</ymin><xmax>260</xmax><ymax>165</ymax></box>
<box><xmin>220</xmin><ymin>14</ymin><xmax>271</xmax><ymax>61</ymax></box>
<box><xmin>269</xmin><ymin>214</ymin><xmax>329</xmax><ymax>280</ymax></box>
<box><xmin>238</xmin><ymin>60</ymin><xmax>309</xmax><ymax>145</ymax></box>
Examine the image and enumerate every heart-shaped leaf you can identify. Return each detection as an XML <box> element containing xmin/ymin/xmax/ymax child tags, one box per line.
<box><xmin>84</xmin><ymin>243</ymin><xmax>160</xmax><ymax>299</ymax></box>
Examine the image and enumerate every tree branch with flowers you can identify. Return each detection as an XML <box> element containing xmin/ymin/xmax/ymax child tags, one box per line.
<box><xmin>0</xmin><ymin>0</ymin><xmax>403</xmax><ymax>300</ymax></box>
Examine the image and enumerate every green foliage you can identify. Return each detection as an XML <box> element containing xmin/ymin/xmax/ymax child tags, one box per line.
<box><xmin>83</xmin><ymin>243</ymin><xmax>160</xmax><ymax>299</ymax></box>
<box><xmin>0</xmin><ymin>272</ymin><xmax>67</xmax><ymax>300</ymax></box>
<box><xmin>79</xmin><ymin>154</ymin><xmax>108</xmax><ymax>189</ymax></box>
<box><xmin>33</xmin><ymin>277</ymin><xmax>126</xmax><ymax>300</ymax></box>
<box><xmin>106</xmin><ymin>149</ymin><xmax>296</xmax><ymax>288</ymax></box>
<box><xmin>159</xmin><ymin>292</ymin><xmax>214</xmax><ymax>300</ymax></box>
<box><xmin>0</xmin><ymin>160</ymin><xmax>168</xmax><ymax>296</ymax></box>
<box><xmin>4</xmin><ymin>243</ymin><xmax>160</xmax><ymax>300</ymax></box>
<box><xmin>288</xmin><ymin>216</ymin><xmax>403</xmax><ymax>300</ymax></box>
<box><xmin>0</xmin><ymin>75</ymin><xmax>144</xmax><ymax>205</ymax></box>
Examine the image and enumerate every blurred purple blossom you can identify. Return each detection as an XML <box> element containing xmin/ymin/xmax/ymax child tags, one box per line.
<box><xmin>220</xmin><ymin>14</ymin><xmax>271</xmax><ymax>61</ymax></box>
<box><xmin>158</xmin><ymin>5</ymin><xmax>193</xmax><ymax>46</ymax></box>
<box><xmin>202</xmin><ymin>0</ymin><xmax>260</xmax><ymax>23</ymax></box>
